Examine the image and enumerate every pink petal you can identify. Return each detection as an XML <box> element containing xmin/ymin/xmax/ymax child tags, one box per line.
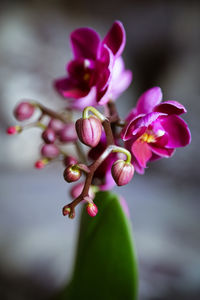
<box><xmin>100</xmin><ymin>44</ymin><xmax>114</xmax><ymax>70</ymax></box>
<box><xmin>70</xmin><ymin>28</ymin><xmax>100</xmax><ymax>60</ymax></box>
<box><xmin>149</xmin><ymin>144</ymin><xmax>175</xmax><ymax>157</ymax></box>
<box><xmin>132</xmin><ymin>158</ymin><xmax>145</xmax><ymax>174</ymax></box>
<box><xmin>96</xmin><ymin>45</ymin><xmax>114</xmax><ymax>99</ymax></box>
<box><xmin>122</xmin><ymin>112</ymin><xmax>165</xmax><ymax>141</ymax></box>
<box><xmin>160</xmin><ymin>115</ymin><xmax>191</xmax><ymax>148</ymax></box>
<box><xmin>131</xmin><ymin>139</ymin><xmax>152</xmax><ymax>168</ymax></box>
<box><xmin>154</xmin><ymin>134</ymin><xmax>168</xmax><ymax>147</ymax></box>
<box><xmin>137</xmin><ymin>87</ymin><xmax>163</xmax><ymax>114</ymax></box>
<box><xmin>154</xmin><ymin>100</ymin><xmax>187</xmax><ymax>115</ymax></box>
<box><xmin>102</xmin><ymin>21</ymin><xmax>126</xmax><ymax>58</ymax></box>
<box><xmin>110</xmin><ymin>57</ymin><xmax>132</xmax><ymax>99</ymax></box>
<box><xmin>124</xmin><ymin>140</ymin><xmax>145</xmax><ymax>174</ymax></box>
<box><xmin>54</xmin><ymin>77</ymin><xmax>87</xmax><ymax>99</ymax></box>
<box><xmin>69</xmin><ymin>87</ymin><xmax>97</xmax><ymax>110</ymax></box>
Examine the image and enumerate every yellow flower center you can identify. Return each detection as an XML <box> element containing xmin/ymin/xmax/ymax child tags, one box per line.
<box><xmin>140</xmin><ymin>132</ymin><xmax>156</xmax><ymax>143</ymax></box>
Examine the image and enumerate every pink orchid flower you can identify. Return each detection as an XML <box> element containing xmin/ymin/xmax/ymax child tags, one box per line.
<box><xmin>54</xmin><ymin>21</ymin><xmax>132</xmax><ymax>109</ymax></box>
<box><xmin>121</xmin><ymin>87</ymin><xmax>191</xmax><ymax>174</ymax></box>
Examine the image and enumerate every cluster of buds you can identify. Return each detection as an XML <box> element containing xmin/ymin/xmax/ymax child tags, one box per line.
<box><xmin>7</xmin><ymin>101</ymin><xmax>79</xmax><ymax>170</ymax></box>
<box><xmin>7</xmin><ymin>21</ymin><xmax>191</xmax><ymax>219</ymax></box>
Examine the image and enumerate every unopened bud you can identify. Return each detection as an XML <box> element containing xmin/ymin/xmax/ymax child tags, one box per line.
<box><xmin>14</xmin><ymin>102</ymin><xmax>35</xmax><ymax>121</ymax></box>
<box><xmin>34</xmin><ymin>158</ymin><xmax>49</xmax><ymax>169</ymax></box>
<box><xmin>48</xmin><ymin>119</ymin><xmax>64</xmax><ymax>133</ymax></box>
<box><xmin>111</xmin><ymin>160</ymin><xmax>134</xmax><ymax>186</ymax></box>
<box><xmin>41</xmin><ymin>144</ymin><xmax>59</xmax><ymax>158</ymax></box>
<box><xmin>63</xmin><ymin>164</ymin><xmax>82</xmax><ymax>183</ymax></box>
<box><xmin>63</xmin><ymin>156</ymin><xmax>77</xmax><ymax>167</ymax></box>
<box><xmin>58</xmin><ymin>123</ymin><xmax>77</xmax><ymax>142</ymax></box>
<box><xmin>62</xmin><ymin>205</ymin><xmax>75</xmax><ymax>218</ymax></box>
<box><xmin>86</xmin><ymin>202</ymin><xmax>98</xmax><ymax>217</ymax></box>
<box><xmin>75</xmin><ymin>116</ymin><xmax>102</xmax><ymax>147</ymax></box>
<box><xmin>42</xmin><ymin>128</ymin><xmax>56</xmax><ymax>144</ymax></box>
<box><xmin>6</xmin><ymin>125</ymin><xmax>22</xmax><ymax>135</ymax></box>
<box><xmin>63</xmin><ymin>206</ymin><xmax>71</xmax><ymax>216</ymax></box>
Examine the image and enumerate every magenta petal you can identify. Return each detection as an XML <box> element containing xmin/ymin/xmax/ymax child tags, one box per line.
<box><xmin>96</xmin><ymin>85</ymin><xmax>110</xmax><ymax>105</ymax></box>
<box><xmin>96</xmin><ymin>45</ymin><xmax>114</xmax><ymax>94</ymax></box>
<box><xmin>149</xmin><ymin>144</ymin><xmax>175</xmax><ymax>157</ymax></box>
<box><xmin>70</xmin><ymin>28</ymin><xmax>100</xmax><ymax>60</ymax></box>
<box><xmin>124</xmin><ymin>140</ymin><xmax>145</xmax><ymax>174</ymax></box>
<box><xmin>100</xmin><ymin>44</ymin><xmax>114</xmax><ymax>70</ymax></box>
<box><xmin>102</xmin><ymin>21</ymin><xmax>126</xmax><ymax>58</ymax></box>
<box><xmin>122</xmin><ymin>112</ymin><xmax>165</xmax><ymax>141</ymax></box>
<box><xmin>69</xmin><ymin>87</ymin><xmax>97</xmax><ymax>110</ymax></box>
<box><xmin>137</xmin><ymin>87</ymin><xmax>163</xmax><ymax>114</ymax></box>
<box><xmin>160</xmin><ymin>115</ymin><xmax>191</xmax><ymax>148</ymax></box>
<box><xmin>54</xmin><ymin>77</ymin><xmax>87</xmax><ymax>99</ymax></box>
<box><xmin>131</xmin><ymin>140</ymin><xmax>152</xmax><ymax>168</ymax></box>
<box><xmin>154</xmin><ymin>100</ymin><xmax>187</xmax><ymax>115</ymax></box>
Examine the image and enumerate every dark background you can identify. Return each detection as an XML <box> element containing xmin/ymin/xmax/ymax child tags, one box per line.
<box><xmin>0</xmin><ymin>1</ymin><xmax>200</xmax><ymax>299</ymax></box>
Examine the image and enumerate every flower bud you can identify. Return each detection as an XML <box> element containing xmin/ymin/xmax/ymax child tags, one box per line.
<box><xmin>111</xmin><ymin>160</ymin><xmax>134</xmax><ymax>186</ymax></box>
<box><xmin>63</xmin><ymin>156</ymin><xmax>77</xmax><ymax>167</ymax></box>
<box><xmin>6</xmin><ymin>125</ymin><xmax>22</xmax><ymax>135</ymax></box>
<box><xmin>14</xmin><ymin>102</ymin><xmax>35</xmax><ymax>121</ymax></box>
<box><xmin>75</xmin><ymin>116</ymin><xmax>102</xmax><ymax>147</ymax></box>
<box><xmin>41</xmin><ymin>144</ymin><xmax>59</xmax><ymax>158</ymax></box>
<box><xmin>63</xmin><ymin>205</ymin><xmax>71</xmax><ymax>216</ymax></box>
<box><xmin>86</xmin><ymin>202</ymin><xmax>98</xmax><ymax>217</ymax></box>
<box><xmin>58</xmin><ymin>123</ymin><xmax>77</xmax><ymax>142</ymax></box>
<box><xmin>63</xmin><ymin>205</ymin><xmax>75</xmax><ymax>218</ymax></box>
<box><xmin>34</xmin><ymin>158</ymin><xmax>49</xmax><ymax>169</ymax></box>
<box><xmin>48</xmin><ymin>119</ymin><xmax>64</xmax><ymax>133</ymax></box>
<box><xmin>42</xmin><ymin>128</ymin><xmax>56</xmax><ymax>144</ymax></box>
<box><xmin>63</xmin><ymin>164</ymin><xmax>82</xmax><ymax>183</ymax></box>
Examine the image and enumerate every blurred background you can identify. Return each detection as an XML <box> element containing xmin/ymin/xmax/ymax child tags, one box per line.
<box><xmin>0</xmin><ymin>0</ymin><xmax>200</xmax><ymax>299</ymax></box>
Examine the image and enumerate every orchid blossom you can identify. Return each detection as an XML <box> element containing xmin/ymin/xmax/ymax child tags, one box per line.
<box><xmin>121</xmin><ymin>87</ymin><xmax>191</xmax><ymax>174</ymax></box>
<box><xmin>54</xmin><ymin>21</ymin><xmax>132</xmax><ymax>109</ymax></box>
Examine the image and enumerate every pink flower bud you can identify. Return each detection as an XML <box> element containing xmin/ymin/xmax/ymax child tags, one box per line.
<box><xmin>58</xmin><ymin>123</ymin><xmax>77</xmax><ymax>142</ymax></box>
<box><xmin>42</xmin><ymin>128</ymin><xmax>56</xmax><ymax>144</ymax></box>
<box><xmin>48</xmin><ymin>119</ymin><xmax>64</xmax><ymax>133</ymax></box>
<box><xmin>63</xmin><ymin>156</ymin><xmax>77</xmax><ymax>167</ymax></box>
<box><xmin>111</xmin><ymin>160</ymin><xmax>134</xmax><ymax>186</ymax></box>
<box><xmin>6</xmin><ymin>125</ymin><xmax>21</xmax><ymax>135</ymax></box>
<box><xmin>75</xmin><ymin>116</ymin><xmax>102</xmax><ymax>147</ymax></box>
<box><xmin>35</xmin><ymin>160</ymin><xmax>45</xmax><ymax>169</ymax></box>
<box><xmin>86</xmin><ymin>202</ymin><xmax>98</xmax><ymax>217</ymax></box>
<box><xmin>41</xmin><ymin>144</ymin><xmax>59</xmax><ymax>158</ymax></box>
<box><xmin>63</xmin><ymin>164</ymin><xmax>82</xmax><ymax>182</ymax></box>
<box><xmin>34</xmin><ymin>158</ymin><xmax>48</xmax><ymax>169</ymax></box>
<box><xmin>14</xmin><ymin>102</ymin><xmax>35</xmax><ymax>121</ymax></box>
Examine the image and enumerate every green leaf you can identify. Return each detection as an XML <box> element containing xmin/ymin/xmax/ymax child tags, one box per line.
<box><xmin>55</xmin><ymin>191</ymin><xmax>138</xmax><ymax>300</ymax></box>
